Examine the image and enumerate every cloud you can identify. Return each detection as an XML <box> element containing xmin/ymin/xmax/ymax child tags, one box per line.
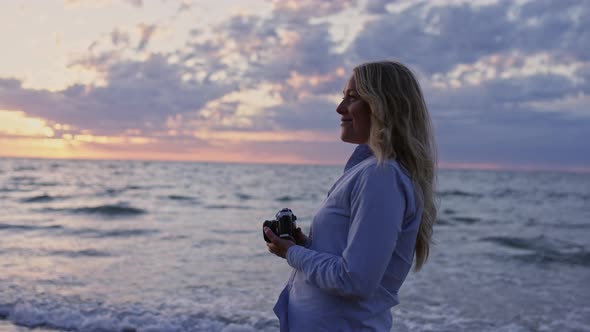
<box><xmin>137</xmin><ymin>23</ymin><xmax>158</xmax><ymax>51</ymax></box>
<box><xmin>270</xmin><ymin>0</ymin><xmax>357</xmax><ymax>20</ymax></box>
<box><xmin>0</xmin><ymin>54</ymin><xmax>234</xmax><ymax>136</ymax></box>
<box><xmin>176</xmin><ymin>1</ymin><xmax>192</xmax><ymax>14</ymax></box>
<box><xmin>365</xmin><ymin>0</ymin><xmax>390</xmax><ymax>13</ymax></box>
<box><xmin>124</xmin><ymin>0</ymin><xmax>143</xmax><ymax>8</ymax></box>
<box><xmin>350</xmin><ymin>0</ymin><xmax>589</xmax><ymax>74</ymax></box>
<box><xmin>111</xmin><ymin>28</ymin><xmax>131</xmax><ymax>47</ymax></box>
<box><xmin>178</xmin><ymin>8</ymin><xmax>350</xmax><ymax>136</ymax></box>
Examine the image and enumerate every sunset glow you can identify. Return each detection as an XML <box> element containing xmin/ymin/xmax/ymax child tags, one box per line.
<box><xmin>0</xmin><ymin>110</ymin><xmax>56</xmax><ymax>138</ymax></box>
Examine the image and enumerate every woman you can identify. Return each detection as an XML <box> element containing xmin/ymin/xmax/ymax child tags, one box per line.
<box><xmin>264</xmin><ymin>61</ymin><xmax>437</xmax><ymax>331</ymax></box>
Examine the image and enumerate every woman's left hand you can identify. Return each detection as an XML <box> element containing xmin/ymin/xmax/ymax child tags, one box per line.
<box><xmin>264</xmin><ymin>227</ymin><xmax>296</xmax><ymax>259</ymax></box>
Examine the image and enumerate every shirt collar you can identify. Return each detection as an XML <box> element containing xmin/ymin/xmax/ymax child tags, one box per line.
<box><xmin>344</xmin><ymin>144</ymin><xmax>374</xmax><ymax>172</ymax></box>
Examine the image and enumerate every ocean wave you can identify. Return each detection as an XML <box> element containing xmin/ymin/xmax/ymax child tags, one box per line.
<box><xmin>20</xmin><ymin>194</ymin><xmax>64</xmax><ymax>203</ymax></box>
<box><xmin>0</xmin><ymin>298</ymin><xmax>268</xmax><ymax>332</ymax></box>
<box><xmin>433</xmin><ymin>216</ymin><xmax>481</xmax><ymax>225</ymax></box>
<box><xmin>0</xmin><ymin>186</ymin><xmax>34</xmax><ymax>193</ymax></box>
<box><xmin>193</xmin><ymin>238</ymin><xmax>227</xmax><ymax>248</ymax></box>
<box><xmin>0</xmin><ymin>223</ymin><xmax>63</xmax><ymax>232</ymax></box>
<box><xmin>160</xmin><ymin>234</ymin><xmax>190</xmax><ymax>241</ymax></box>
<box><xmin>67</xmin><ymin>227</ymin><xmax>159</xmax><ymax>238</ymax></box>
<box><xmin>489</xmin><ymin>188</ymin><xmax>526</xmax><ymax>198</ymax></box>
<box><xmin>437</xmin><ymin>190</ymin><xmax>483</xmax><ymax>198</ymax></box>
<box><xmin>451</xmin><ymin>216</ymin><xmax>481</xmax><ymax>224</ymax></box>
<box><xmin>545</xmin><ymin>191</ymin><xmax>590</xmax><ymax>201</ymax></box>
<box><xmin>442</xmin><ymin>208</ymin><xmax>456</xmax><ymax>215</ymax></box>
<box><xmin>36</xmin><ymin>182</ymin><xmax>59</xmax><ymax>187</ymax></box>
<box><xmin>42</xmin><ymin>204</ymin><xmax>147</xmax><ymax>217</ymax></box>
<box><xmin>165</xmin><ymin>195</ymin><xmax>199</xmax><ymax>202</ymax></box>
<box><xmin>13</xmin><ymin>166</ymin><xmax>38</xmax><ymax>172</ymax></box>
<box><xmin>482</xmin><ymin>236</ymin><xmax>589</xmax><ymax>266</ymax></box>
<box><xmin>205</xmin><ymin>204</ymin><xmax>251</xmax><ymax>210</ymax></box>
<box><xmin>275</xmin><ymin>195</ymin><xmax>300</xmax><ymax>202</ymax></box>
<box><xmin>9</xmin><ymin>176</ymin><xmax>37</xmax><ymax>183</ymax></box>
<box><xmin>235</xmin><ymin>193</ymin><xmax>254</xmax><ymax>200</ymax></box>
<box><xmin>103</xmin><ymin>185</ymin><xmax>144</xmax><ymax>196</ymax></box>
<box><xmin>48</xmin><ymin>249</ymin><xmax>113</xmax><ymax>258</ymax></box>
<box><xmin>517</xmin><ymin>251</ymin><xmax>590</xmax><ymax>266</ymax></box>
<box><xmin>72</xmin><ymin>205</ymin><xmax>146</xmax><ymax>216</ymax></box>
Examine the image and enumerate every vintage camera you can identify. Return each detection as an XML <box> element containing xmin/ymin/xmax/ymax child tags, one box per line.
<box><xmin>263</xmin><ymin>208</ymin><xmax>297</xmax><ymax>243</ymax></box>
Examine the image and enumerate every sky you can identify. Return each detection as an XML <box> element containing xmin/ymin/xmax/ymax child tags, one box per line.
<box><xmin>0</xmin><ymin>0</ymin><xmax>588</xmax><ymax>171</ymax></box>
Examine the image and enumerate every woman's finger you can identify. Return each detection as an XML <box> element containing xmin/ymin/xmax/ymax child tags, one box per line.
<box><xmin>267</xmin><ymin>242</ymin><xmax>277</xmax><ymax>252</ymax></box>
<box><xmin>264</xmin><ymin>227</ymin><xmax>280</xmax><ymax>244</ymax></box>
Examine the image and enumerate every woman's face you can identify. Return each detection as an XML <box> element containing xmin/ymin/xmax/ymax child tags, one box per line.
<box><xmin>337</xmin><ymin>76</ymin><xmax>371</xmax><ymax>144</ymax></box>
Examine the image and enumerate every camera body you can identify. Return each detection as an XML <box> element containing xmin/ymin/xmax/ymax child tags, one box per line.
<box><xmin>263</xmin><ymin>208</ymin><xmax>297</xmax><ymax>243</ymax></box>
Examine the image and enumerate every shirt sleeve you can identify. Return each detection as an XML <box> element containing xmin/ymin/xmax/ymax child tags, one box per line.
<box><xmin>304</xmin><ymin>226</ymin><xmax>312</xmax><ymax>248</ymax></box>
<box><xmin>286</xmin><ymin>163</ymin><xmax>407</xmax><ymax>299</ymax></box>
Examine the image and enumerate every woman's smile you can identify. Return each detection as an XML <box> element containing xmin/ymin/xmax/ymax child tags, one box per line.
<box><xmin>340</xmin><ymin>118</ymin><xmax>353</xmax><ymax>126</ymax></box>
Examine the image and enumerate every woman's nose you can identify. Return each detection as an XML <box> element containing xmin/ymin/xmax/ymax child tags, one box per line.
<box><xmin>336</xmin><ymin>101</ymin><xmax>346</xmax><ymax>115</ymax></box>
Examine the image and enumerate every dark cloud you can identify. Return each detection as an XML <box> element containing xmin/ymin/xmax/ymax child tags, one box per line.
<box><xmin>426</xmin><ymin>73</ymin><xmax>583</xmax><ymax>113</ymax></box>
<box><xmin>351</xmin><ymin>3</ymin><xmax>510</xmax><ymax>73</ymax></box>
<box><xmin>365</xmin><ymin>0</ymin><xmax>390</xmax><ymax>13</ymax></box>
<box><xmin>254</xmin><ymin>22</ymin><xmax>343</xmax><ymax>79</ymax></box>
<box><xmin>0</xmin><ymin>54</ymin><xmax>234</xmax><ymax>135</ymax></box>
<box><xmin>0</xmin><ymin>78</ymin><xmax>22</xmax><ymax>90</ymax></box>
<box><xmin>193</xmin><ymin>14</ymin><xmax>345</xmax><ymax>83</ymax></box>
<box><xmin>351</xmin><ymin>0</ymin><xmax>589</xmax><ymax>74</ymax></box>
<box><xmin>137</xmin><ymin>24</ymin><xmax>158</xmax><ymax>52</ymax></box>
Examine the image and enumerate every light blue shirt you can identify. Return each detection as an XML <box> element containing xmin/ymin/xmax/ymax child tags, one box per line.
<box><xmin>273</xmin><ymin>145</ymin><xmax>423</xmax><ymax>331</ymax></box>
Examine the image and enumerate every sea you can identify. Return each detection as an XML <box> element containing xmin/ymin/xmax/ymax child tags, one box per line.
<box><xmin>0</xmin><ymin>157</ymin><xmax>589</xmax><ymax>332</ymax></box>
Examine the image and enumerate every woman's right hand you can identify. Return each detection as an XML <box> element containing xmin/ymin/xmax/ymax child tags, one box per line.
<box><xmin>294</xmin><ymin>227</ymin><xmax>308</xmax><ymax>247</ymax></box>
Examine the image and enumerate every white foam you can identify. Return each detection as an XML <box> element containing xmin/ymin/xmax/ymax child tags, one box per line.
<box><xmin>4</xmin><ymin>300</ymin><xmax>270</xmax><ymax>332</ymax></box>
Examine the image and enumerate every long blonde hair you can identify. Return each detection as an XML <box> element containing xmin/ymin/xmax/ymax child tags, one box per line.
<box><xmin>353</xmin><ymin>61</ymin><xmax>438</xmax><ymax>271</ymax></box>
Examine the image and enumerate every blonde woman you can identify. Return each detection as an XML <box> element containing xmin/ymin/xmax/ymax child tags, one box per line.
<box><xmin>265</xmin><ymin>61</ymin><xmax>437</xmax><ymax>331</ymax></box>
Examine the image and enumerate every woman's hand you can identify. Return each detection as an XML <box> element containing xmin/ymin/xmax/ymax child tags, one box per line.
<box><xmin>293</xmin><ymin>227</ymin><xmax>308</xmax><ymax>247</ymax></box>
<box><xmin>265</xmin><ymin>227</ymin><xmax>296</xmax><ymax>259</ymax></box>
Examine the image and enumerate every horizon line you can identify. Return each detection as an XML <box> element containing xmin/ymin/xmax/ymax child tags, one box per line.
<box><xmin>1</xmin><ymin>154</ymin><xmax>589</xmax><ymax>174</ymax></box>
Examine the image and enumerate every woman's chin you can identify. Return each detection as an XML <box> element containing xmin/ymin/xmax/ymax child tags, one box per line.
<box><xmin>341</xmin><ymin>136</ymin><xmax>359</xmax><ymax>144</ymax></box>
